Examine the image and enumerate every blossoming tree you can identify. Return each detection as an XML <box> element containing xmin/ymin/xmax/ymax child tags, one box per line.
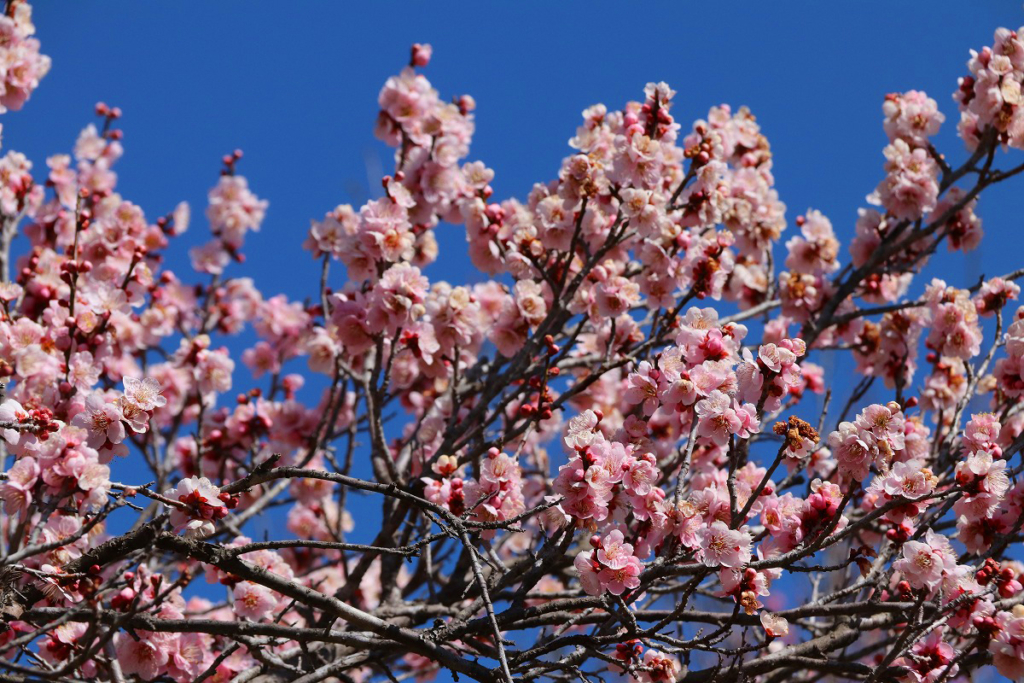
<box><xmin>0</xmin><ymin>4</ymin><xmax>1022</xmax><ymax>682</ymax></box>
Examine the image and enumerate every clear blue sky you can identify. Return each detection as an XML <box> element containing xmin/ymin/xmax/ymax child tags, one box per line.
<box><xmin>7</xmin><ymin>4</ymin><xmax>1023</xmax><ymax>680</ymax></box>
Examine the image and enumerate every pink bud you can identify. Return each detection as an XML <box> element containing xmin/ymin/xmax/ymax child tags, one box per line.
<box><xmin>411</xmin><ymin>43</ymin><xmax>432</xmax><ymax>67</ymax></box>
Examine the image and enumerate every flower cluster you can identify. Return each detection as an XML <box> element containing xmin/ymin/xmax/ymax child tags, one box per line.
<box><xmin>954</xmin><ymin>413</ymin><xmax>1012</xmax><ymax>552</ymax></box>
<box><xmin>955</xmin><ymin>27</ymin><xmax>1024</xmax><ymax>150</ymax></box>
<box><xmin>995</xmin><ymin>314</ymin><xmax>1024</xmax><ymax>398</ymax></box>
<box><xmin>0</xmin><ymin>1</ymin><xmax>49</xmax><ymax>112</ymax></box>
<box><xmin>990</xmin><ymin>605</ymin><xmax>1024</xmax><ymax>681</ymax></box>
<box><xmin>574</xmin><ymin>529</ymin><xmax>644</xmax><ymax>596</ymax></box>
<box><xmin>423</xmin><ymin>448</ymin><xmax>526</xmax><ymax>538</ymax></box>
<box><xmin>190</xmin><ymin>169</ymin><xmax>268</xmax><ymax>274</ymax></box>
<box><xmin>827</xmin><ymin>402</ymin><xmax>908</xmax><ymax>482</ymax></box>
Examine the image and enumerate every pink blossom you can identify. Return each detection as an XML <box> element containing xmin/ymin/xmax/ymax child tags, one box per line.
<box><xmin>166</xmin><ymin>476</ymin><xmax>228</xmax><ymax>538</ymax></box>
<box><xmin>232</xmin><ymin>581</ymin><xmax>278</xmax><ymax>621</ymax></box>
<box><xmin>564</xmin><ymin>410</ymin><xmax>599</xmax><ymax>451</ymax></box>
<box><xmin>0</xmin><ymin>455</ymin><xmax>39</xmax><ymax>514</ymax></box>
<box><xmin>574</xmin><ymin>550</ymin><xmax>602</xmax><ymax>596</ymax></box>
<box><xmin>115</xmin><ymin>632</ymin><xmax>171</xmax><ymax>681</ymax></box>
<box><xmin>596</xmin><ymin>529</ymin><xmax>633</xmax><ymax>570</ymax></box>
<box><xmin>760</xmin><ymin>611</ymin><xmax>790</xmax><ymax>638</ymax></box>
<box><xmin>883</xmin><ymin>90</ymin><xmax>945</xmax><ymax>146</ymax></box>
<box><xmin>70</xmin><ymin>393</ymin><xmax>126</xmax><ymax>448</ymax></box>
<box><xmin>623</xmin><ymin>453</ymin><xmax>659</xmax><ymax>496</ymax></box>
<box><xmin>206</xmin><ymin>175</ymin><xmax>267</xmax><ymax>250</ymax></box>
<box><xmin>369</xmin><ymin>263</ymin><xmax>429</xmax><ymax>334</ymax></box>
<box><xmin>875</xmin><ymin>138</ymin><xmax>940</xmax><ymax>221</ymax></box>
<box><xmin>698</xmin><ymin>521</ymin><xmax>752</xmax><ymax>568</ymax></box>
<box><xmin>598</xmin><ymin>556</ymin><xmax>642</xmax><ymax>595</ymax></box>
<box><xmin>894</xmin><ymin>532</ymin><xmax>950</xmax><ymax>589</ymax></box>
<box><xmin>594</xmin><ymin>274</ymin><xmax>641</xmax><ymax>319</ymax></box>
<box><xmin>695</xmin><ymin>390</ymin><xmax>751</xmax><ymax>446</ymax></box>
<box><xmin>991</xmin><ymin>605</ymin><xmax>1024</xmax><ymax>682</ymax></box>
<box><xmin>123</xmin><ymin>376</ymin><xmax>167</xmax><ymax>411</ymax></box>
<box><xmin>624</xmin><ymin>361</ymin><xmax>660</xmax><ymax>416</ymax></box>
<box><xmin>881</xmin><ymin>461</ymin><xmax>934</xmax><ymax>500</ymax></box>
<box><xmin>635</xmin><ymin>648</ymin><xmax>679</xmax><ymax>683</ymax></box>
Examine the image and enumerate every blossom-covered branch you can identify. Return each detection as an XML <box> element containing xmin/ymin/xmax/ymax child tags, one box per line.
<box><xmin>0</xmin><ymin>9</ymin><xmax>1022</xmax><ymax>683</ymax></box>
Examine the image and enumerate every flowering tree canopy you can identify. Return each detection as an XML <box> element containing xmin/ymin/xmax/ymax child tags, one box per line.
<box><xmin>0</xmin><ymin>4</ymin><xmax>1024</xmax><ymax>682</ymax></box>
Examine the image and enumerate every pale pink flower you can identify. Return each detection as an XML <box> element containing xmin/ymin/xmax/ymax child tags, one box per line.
<box><xmin>624</xmin><ymin>361</ymin><xmax>660</xmax><ymax>416</ymax></box>
<box><xmin>596</xmin><ymin>529</ymin><xmax>633</xmax><ymax>570</ymax></box>
<box><xmin>189</xmin><ymin>240</ymin><xmax>230</xmax><ymax>274</ymax></box>
<box><xmin>232</xmin><ymin>581</ymin><xmax>278</xmax><ymax>621</ymax></box>
<box><xmin>881</xmin><ymin>461</ymin><xmax>933</xmax><ymax>500</ymax></box>
<box><xmin>893</xmin><ymin>629</ymin><xmax>959</xmax><ymax>683</ymax></box>
<box><xmin>0</xmin><ymin>456</ymin><xmax>39</xmax><ymax>514</ymax></box>
<box><xmin>514</xmin><ymin>279</ymin><xmax>548</xmax><ymax>326</ymax></box>
<box><xmin>635</xmin><ymin>649</ymin><xmax>679</xmax><ymax>683</ymax></box>
<box><xmin>196</xmin><ymin>348</ymin><xmax>234</xmax><ymax>395</ymax></box>
<box><xmin>115</xmin><ymin>632</ymin><xmax>171</xmax><ymax>681</ymax></box>
<box><xmin>882</xmin><ymin>90</ymin><xmax>945</xmax><ymax>146</ymax></box>
<box><xmin>875</xmin><ymin>138</ymin><xmax>940</xmax><ymax>221</ymax></box>
<box><xmin>564</xmin><ymin>410</ymin><xmax>599</xmax><ymax>451</ymax></box>
<box><xmin>991</xmin><ymin>605</ymin><xmax>1024</xmax><ymax>682</ymax></box>
<box><xmin>123</xmin><ymin>376</ymin><xmax>167</xmax><ymax>411</ymax></box>
<box><xmin>0</xmin><ymin>399</ymin><xmax>27</xmax><ymax>445</ymax></box>
<box><xmin>623</xmin><ymin>454</ymin><xmax>659</xmax><ymax>496</ymax></box>
<box><xmin>206</xmin><ymin>174</ymin><xmax>267</xmax><ymax>249</ymax></box>
<box><xmin>594</xmin><ymin>275</ymin><xmax>640</xmax><ymax>318</ymax></box>
<box><xmin>695</xmin><ymin>390</ymin><xmax>741</xmax><ymax>446</ymax></box>
<box><xmin>698</xmin><ymin>521</ymin><xmax>752</xmax><ymax>568</ymax></box>
<box><xmin>598</xmin><ymin>556</ymin><xmax>642</xmax><ymax>595</ymax></box>
<box><xmin>894</xmin><ymin>533</ymin><xmax>949</xmax><ymax>590</ymax></box>
<box><xmin>760</xmin><ymin>611</ymin><xmax>790</xmax><ymax>638</ymax></box>
<box><xmin>71</xmin><ymin>393</ymin><xmax>126</xmax><ymax>448</ymax></box>
<box><xmin>165</xmin><ymin>476</ymin><xmax>227</xmax><ymax>538</ymax></box>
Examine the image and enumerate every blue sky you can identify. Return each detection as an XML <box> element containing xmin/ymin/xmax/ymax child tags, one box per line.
<box><xmin>7</xmin><ymin>3</ymin><xmax>1024</xmax><ymax>680</ymax></box>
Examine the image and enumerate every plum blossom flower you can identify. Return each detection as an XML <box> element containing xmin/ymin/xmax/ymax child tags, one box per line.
<box><xmin>991</xmin><ymin>605</ymin><xmax>1024</xmax><ymax>682</ymax></box>
<box><xmin>115</xmin><ymin>632</ymin><xmax>171</xmax><ymax>681</ymax></box>
<box><xmin>598</xmin><ymin>556</ymin><xmax>642</xmax><ymax>595</ymax></box>
<box><xmin>166</xmin><ymin>477</ymin><xmax>228</xmax><ymax>538</ymax></box>
<box><xmin>206</xmin><ymin>174</ymin><xmax>268</xmax><ymax>249</ymax></box>
<box><xmin>894</xmin><ymin>531</ymin><xmax>952</xmax><ymax>590</ymax></box>
<box><xmin>635</xmin><ymin>649</ymin><xmax>679</xmax><ymax>683</ymax></box>
<box><xmin>881</xmin><ymin>461</ymin><xmax>934</xmax><ymax>500</ymax></box>
<box><xmin>597</xmin><ymin>529</ymin><xmax>633</xmax><ymax>570</ymax></box>
<box><xmin>883</xmin><ymin>90</ymin><xmax>945</xmax><ymax>146</ymax></box>
<box><xmin>694</xmin><ymin>390</ymin><xmax>740</xmax><ymax>446</ymax></box>
<box><xmin>71</xmin><ymin>393</ymin><xmax>126</xmax><ymax>448</ymax></box>
<box><xmin>894</xmin><ymin>629</ymin><xmax>959</xmax><ymax>683</ymax></box>
<box><xmin>760</xmin><ymin>611</ymin><xmax>790</xmax><ymax>638</ymax></box>
<box><xmin>0</xmin><ymin>3</ymin><xmax>50</xmax><ymax>113</ymax></box>
<box><xmin>122</xmin><ymin>377</ymin><xmax>167</xmax><ymax>411</ymax></box>
<box><xmin>564</xmin><ymin>410</ymin><xmax>599</xmax><ymax>450</ymax></box>
<box><xmin>624</xmin><ymin>361</ymin><xmax>660</xmax><ymax>416</ymax></box>
<box><xmin>698</xmin><ymin>521</ymin><xmax>752</xmax><ymax>568</ymax></box>
<box><xmin>0</xmin><ymin>456</ymin><xmax>39</xmax><ymax>514</ymax></box>
<box><xmin>623</xmin><ymin>453</ymin><xmax>659</xmax><ymax>496</ymax></box>
<box><xmin>875</xmin><ymin>138</ymin><xmax>940</xmax><ymax>220</ymax></box>
<box><xmin>232</xmin><ymin>581</ymin><xmax>278</xmax><ymax>621</ymax></box>
<box><xmin>0</xmin><ymin>398</ymin><xmax>28</xmax><ymax>446</ymax></box>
